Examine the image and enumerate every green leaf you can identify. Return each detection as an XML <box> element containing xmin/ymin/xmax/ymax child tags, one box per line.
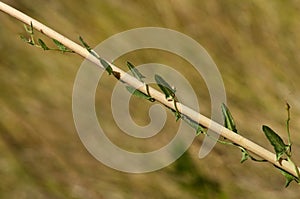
<box><xmin>126</xmin><ymin>86</ymin><xmax>154</xmax><ymax>101</ymax></box>
<box><xmin>38</xmin><ymin>39</ymin><xmax>50</xmax><ymax>50</ymax></box>
<box><xmin>154</xmin><ymin>74</ymin><xmax>176</xmax><ymax>100</ymax></box>
<box><xmin>79</xmin><ymin>36</ymin><xmax>113</xmax><ymax>75</ymax></box>
<box><xmin>181</xmin><ymin>115</ymin><xmax>206</xmax><ymax>136</ymax></box>
<box><xmin>127</xmin><ymin>61</ymin><xmax>145</xmax><ymax>82</ymax></box>
<box><xmin>21</xmin><ymin>23</ymin><xmax>35</xmax><ymax>45</ymax></box>
<box><xmin>282</xmin><ymin>170</ymin><xmax>299</xmax><ymax>187</ymax></box>
<box><xmin>262</xmin><ymin>125</ymin><xmax>289</xmax><ymax>161</ymax></box>
<box><xmin>20</xmin><ymin>35</ymin><xmax>34</xmax><ymax>45</ymax></box>
<box><xmin>79</xmin><ymin>36</ymin><xmax>92</xmax><ymax>51</ymax></box>
<box><xmin>99</xmin><ymin>58</ymin><xmax>113</xmax><ymax>75</ymax></box>
<box><xmin>154</xmin><ymin>75</ymin><xmax>180</xmax><ymax>121</ymax></box>
<box><xmin>24</xmin><ymin>22</ymin><xmax>34</xmax><ymax>34</ymax></box>
<box><xmin>221</xmin><ymin>103</ymin><xmax>238</xmax><ymax>133</ymax></box>
<box><xmin>79</xmin><ymin>36</ymin><xmax>99</xmax><ymax>57</ymax></box>
<box><xmin>221</xmin><ymin>103</ymin><xmax>247</xmax><ymax>162</ymax></box>
<box><xmin>20</xmin><ymin>35</ymin><xmax>27</xmax><ymax>42</ymax></box>
<box><xmin>221</xmin><ymin>104</ymin><xmax>268</xmax><ymax>163</ymax></box>
<box><xmin>240</xmin><ymin>148</ymin><xmax>249</xmax><ymax>163</ymax></box>
<box><xmin>52</xmin><ymin>39</ymin><xmax>69</xmax><ymax>52</ymax></box>
<box><xmin>275</xmin><ymin>165</ymin><xmax>300</xmax><ymax>187</ymax></box>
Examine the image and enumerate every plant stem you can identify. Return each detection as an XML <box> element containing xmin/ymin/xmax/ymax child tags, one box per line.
<box><xmin>0</xmin><ymin>1</ymin><xmax>299</xmax><ymax>178</ymax></box>
<box><xmin>286</xmin><ymin>102</ymin><xmax>292</xmax><ymax>146</ymax></box>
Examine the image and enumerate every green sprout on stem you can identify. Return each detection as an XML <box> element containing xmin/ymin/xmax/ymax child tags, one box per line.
<box><xmin>222</xmin><ymin>102</ymin><xmax>299</xmax><ymax>187</ymax></box>
<box><xmin>221</xmin><ymin>103</ymin><xmax>266</xmax><ymax>163</ymax></box>
<box><xmin>125</xmin><ymin>63</ymin><xmax>206</xmax><ymax>135</ymax></box>
<box><xmin>262</xmin><ymin>102</ymin><xmax>299</xmax><ymax>187</ymax></box>
<box><xmin>20</xmin><ymin>22</ymin><xmax>74</xmax><ymax>53</ymax></box>
<box><xmin>126</xmin><ymin>61</ymin><xmax>155</xmax><ymax>102</ymax></box>
<box><xmin>154</xmin><ymin>74</ymin><xmax>181</xmax><ymax>120</ymax></box>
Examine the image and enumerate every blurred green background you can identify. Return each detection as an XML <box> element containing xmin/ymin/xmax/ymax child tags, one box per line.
<box><xmin>1</xmin><ymin>0</ymin><xmax>300</xmax><ymax>198</ymax></box>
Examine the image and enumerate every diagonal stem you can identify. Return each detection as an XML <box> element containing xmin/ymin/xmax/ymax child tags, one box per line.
<box><xmin>1</xmin><ymin>1</ymin><xmax>299</xmax><ymax>177</ymax></box>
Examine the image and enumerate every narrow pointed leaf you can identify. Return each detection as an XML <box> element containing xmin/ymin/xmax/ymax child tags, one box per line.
<box><xmin>221</xmin><ymin>103</ymin><xmax>238</xmax><ymax>133</ymax></box>
<box><xmin>52</xmin><ymin>39</ymin><xmax>69</xmax><ymax>52</ymax></box>
<box><xmin>78</xmin><ymin>37</ymin><xmax>113</xmax><ymax>75</ymax></box>
<box><xmin>126</xmin><ymin>86</ymin><xmax>154</xmax><ymax>101</ymax></box>
<box><xmin>20</xmin><ymin>35</ymin><xmax>27</xmax><ymax>42</ymax></box>
<box><xmin>154</xmin><ymin>74</ymin><xmax>176</xmax><ymax>100</ymax></box>
<box><xmin>262</xmin><ymin>125</ymin><xmax>289</xmax><ymax>161</ymax></box>
<box><xmin>79</xmin><ymin>36</ymin><xmax>99</xmax><ymax>57</ymax></box>
<box><xmin>127</xmin><ymin>61</ymin><xmax>145</xmax><ymax>82</ymax></box>
<box><xmin>181</xmin><ymin>115</ymin><xmax>206</xmax><ymax>136</ymax></box>
<box><xmin>38</xmin><ymin>39</ymin><xmax>50</xmax><ymax>50</ymax></box>
<box><xmin>79</xmin><ymin>36</ymin><xmax>92</xmax><ymax>51</ymax></box>
<box><xmin>20</xmin><ymin>35</ymin><xmax>34</xmax><ymax>45</ymax></box>
<box><xmin>24</xmin><ymin>22</ymin><xmax>34</xmax><ymax>34</ymax></box>
<box><xmin>100</xmin><ymin>58</ymin><xmax>113</xmax><ymax>75</ymax></box>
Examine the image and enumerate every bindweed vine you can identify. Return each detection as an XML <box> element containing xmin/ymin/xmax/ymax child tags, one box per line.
<box><xmin>222</xmin><ymin>101</ymin><xmax>299</xmax><ymax>187</ymax></box>
<box><xmin>20</xmin><ymin>25</ymin><xmax>300</xmax><ymax>186</ymax></box>
<box><xmin>1</xmin><ymin>1</ymin><xmax>299</xmax><ymax>188</ymax></box>
<box><xmin>20</xmin><ymin>22</ymin><xmax>74</xmax><ymax>53</ymax></box>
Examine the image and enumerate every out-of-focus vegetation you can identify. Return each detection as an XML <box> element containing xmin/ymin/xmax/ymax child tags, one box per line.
<box><xmin>1</xmin><ymin>0</ymin><xmax>300</xmax><ymax>198</ymax></box>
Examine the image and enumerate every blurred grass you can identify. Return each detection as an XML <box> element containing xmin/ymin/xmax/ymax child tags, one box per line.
<box><xmin>1</xmin><ymin>0</ymin><xmax>300</xmax><ymax>198</ymax></box>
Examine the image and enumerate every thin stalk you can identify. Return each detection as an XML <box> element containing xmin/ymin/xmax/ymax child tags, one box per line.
<box><xmin>286</xmin><ymin>102</ymin><xmax>292</xmax><ymax>147</ymax></box>
<box><xmin>0</xmin><ymin>1</ymin><xmax>299</xmax><ymax>177</ymax></box>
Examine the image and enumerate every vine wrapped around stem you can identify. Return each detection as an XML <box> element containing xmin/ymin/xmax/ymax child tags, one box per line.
<box><xmin>0</xmin><ymin>1</ymin><xmax>299</xmax><ymax>185</ymax></box>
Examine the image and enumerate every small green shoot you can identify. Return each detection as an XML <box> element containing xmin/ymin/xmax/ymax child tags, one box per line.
<box><xmin>126</xmin><ymin>61</ymin><xmax>154</xmax><ymax>101</ymax></box>
<box><xmin>222</xmin><ymin>103</ymin><xmax>266</xmax><ymax>163</ymax></box>
<box><xmin>20</xmin><ymin>34</ymin><xmax>34</xmax><ymax>45</ymax></box>
<box><xmin>20</xmin><ymin>23</ymin><xmax>35</xmax><ymax>45</ymax></box>
<box><xmin>21</xmin><ymin>22</ymin><xmax>73</xmax><ymax>53</ymax></box>
<box><xmin>22</xmin><ymin>22</ymin><xmax>35</xmax><ymax>45</ymax></box>
<box><xmin>154</xmin><ymin>74</ymin><xmax>176</xmax><ymax>100</ymax></box>
<box><xmin>262</xmin><ymin>103</ymin><xmax>300</xmax><ymax>187</ymax></box>
<box><xmin>239</xmin><ymin>148</ymin><xmax>249</xmax><ymax>163</ymax></box>
<box><xmin>221</xmin><ymin>103</ymin><xmax>248</xmax><ymax>162</ymax></box>
<box><xmin>38</xmin><ymin>39</ymin><xmax>50</xmax><ymax>50</ymax></box>
<box><xmin>126</xmin><ymin>86</ymin><xmax>154</xmax><ymax>102</ymax></box>
<box><xmin>285</xmin><ymin>102</ymin><xmax>292</xmax><ymax>154</ymax></box>
<box><xmin>221</xmin><ymin>103</ymin><xmax>237</xmax><ymax>133</ymax></box>
<box><xmin>78</xmin><ymin>36</ymin><xmax>99</xmax><ymax>58</ymax></box>
<box><xmin>127</xmin><ymin>61</ymin><xmax>145</xmax><ymax>82</ymax></box>
<box><xmin>24</xmin><ymin>22</ymin><xmax>34</xmax><ymax>34</ymax></box>
<box><xmin>52</xmin><ymin>39</ymin><xmax>73</xmax><ymax>52</ymax></box>
<box><xmin>99</xmin><ymin>58</ymin><xmax>113</xmax><ymax>75</ymax></box>
<box><xmin>180</xmin><ymin>114</ymin><xmax>206</xmax><ymax>135</ymax></box>
<box><xmin>79</xmin><ymin>36</ymin><xmax>114</xmax><ymax>75</ymax></box>
<box><xmin>154</xmin><ymin>74</ymin><xmax>180</xmax><ymax>120</ymax></box>
<box><xmin>124</xmin><ymin>61</ymin><xmax>154</xmax><ymax>101</ymax></box>
<box><xmin>79</xmin><ymin>36</ymin><xmax>92</xmax><ymax>51</ymax></box>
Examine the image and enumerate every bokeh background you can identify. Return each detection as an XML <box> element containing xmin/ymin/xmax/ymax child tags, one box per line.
<box><xmin>1</xmin><ymin>0</ymin><xmax>300</xmax><ymax>198</ymax></box>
